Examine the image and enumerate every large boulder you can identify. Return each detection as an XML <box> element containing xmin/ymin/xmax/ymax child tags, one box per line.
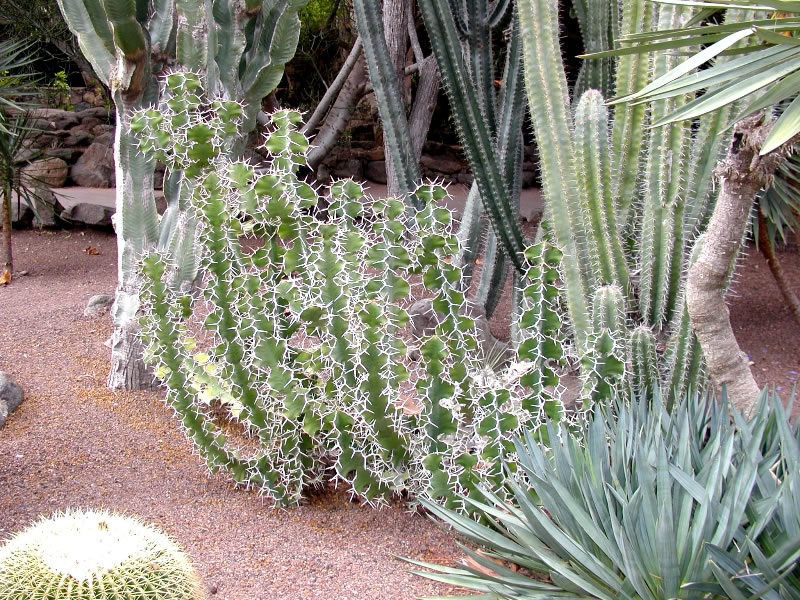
<box><xmin>9</xmin><ymin>188</ymin><xmax>62</xmax><ymax>228</ymax></box>
<box><xmin>0</xmin><ymin>372</ymin><xmax>23</xmax><ymax>429</ymax></box>
<box><xmin>61</xmin><ymin>202</ymin><xmax>114</xmax><ymax>227</ymax></box>
<box><xmin>70</xmin><ymin>141</ymin><xmax>115</xmax><ymax>187</ymax></box>
<box><xmin>21</xmin><ymin>157</ymin><xmax>69</xmax><ymax>188</ymax></box>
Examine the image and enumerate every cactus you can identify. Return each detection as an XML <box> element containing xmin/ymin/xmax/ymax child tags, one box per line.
<box><xmin>354</xmin><ymin>0</ymin><xmax>528</xmax><ymax>317</ymax></box>
<box><xmin>56</xmin><ymin>0</ymin><xmax>308</xmax><ymax>390</ymax></box>
<box><xmin>0</xmin><ymin>509</ymin><xmax>205</xmax><ymax>600</ymax></box>
<box><xmin>515</xmin><ymin>0</ymin><xmax>754</xmax><ymax>406</ymax></box>
<box><xmin>135</xmin><ymin>75</ymin><xmax>548</xmax><ymax>508</ymax></box>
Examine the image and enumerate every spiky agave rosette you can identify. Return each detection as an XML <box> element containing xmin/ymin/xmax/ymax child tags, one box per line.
<box><xmin>0</xmin><ymin>509</ymin><xmax>206</xmax><ymax>600</ymax></box>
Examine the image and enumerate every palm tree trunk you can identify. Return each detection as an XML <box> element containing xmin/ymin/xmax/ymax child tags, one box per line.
<box><xmin>758</xmin><ymin>210</ymin><xmax>800</xmax><ymax>328</ymax></box>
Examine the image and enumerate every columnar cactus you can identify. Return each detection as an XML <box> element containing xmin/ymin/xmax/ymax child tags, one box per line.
<box><xmin>56</xmin><ymin>0</ymin><xmax>309</xmax><ymax>390</ymax></box>
<box><xmin>135</xmin><ymin>74</ymin><xmax>549</xmax><ymax>508</ymax></box>
<box><xmin>515</xmin><ymin>0</ymin><xmax>752</xmax><ymax>405</ymax></box>
<box><xmin>0</xmin><ymin>509</ymin><xmax>205</xmax><ymax>600</ymax></box>
<box><xmin>355</xmin><ymin>0</ymin><xmax>528</xmax><ymax>317</ymax></box>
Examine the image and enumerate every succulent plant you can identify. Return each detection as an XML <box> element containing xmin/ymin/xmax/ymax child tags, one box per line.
<box><xmin>0</xmin><ymin>508</ymin><xmax>205</xmax><ymax>600</ymax></box>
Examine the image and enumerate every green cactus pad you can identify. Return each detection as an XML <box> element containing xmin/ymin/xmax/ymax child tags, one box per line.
<box><xmin>0</xmin><ymin>509</ymin><xmax>206</xmax><ymax>600</ymax></box>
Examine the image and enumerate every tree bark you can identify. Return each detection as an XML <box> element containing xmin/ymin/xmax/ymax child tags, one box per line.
<box><xmin>307</xmin><ymin>53</ymin><xmax>369</xmax><ymax>171</ymax></box>
<box><xmin>687</xmin><ymin>116</ymin><xmax>788</xmax><ymax>415</ymax></box>
<box><xmin>758</xmin><ymin>210</ymin><xmax>800</xmax><ymax>328</ymax></box>
<box><xmin>383</xmin><ymin>0</ymin><xmax>410</xmax><ymax>196</ymax></box>
<box><xmin>1</xmin><ymin>184</ymin><xmax>12</xmax><ymax>285</ymax></box>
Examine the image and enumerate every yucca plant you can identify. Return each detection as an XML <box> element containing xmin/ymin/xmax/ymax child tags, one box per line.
<box><xmin>410</xmin><ymin>389</ymin><xmax>785</xmax><ymax>600</ymax></box>
<box><xmin>0</xmin><ymin>39</ymin><xmax>39</xmax><ymax>286</ymax></box>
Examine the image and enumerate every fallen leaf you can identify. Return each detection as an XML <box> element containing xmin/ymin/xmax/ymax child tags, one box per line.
<box><xmin>85</xmin><ymin>246</ymin><xmax>100</xmax><ymax>255</ymax></box>
<box><xmin>0</xmin><ymin>270</ymin><xmax>10</xmax><ymax>285</ymax></box>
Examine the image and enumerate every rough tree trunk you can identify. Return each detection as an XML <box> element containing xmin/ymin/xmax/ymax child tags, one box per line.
<box><xmin>307</xmin><ymin>53</ymin><xmax>369</xmax><ymax>171</ymax></box>
<box><xmin>687</xmin><ymin>115</ymin><xmax>788</xmax><ymax>414</ymax></box>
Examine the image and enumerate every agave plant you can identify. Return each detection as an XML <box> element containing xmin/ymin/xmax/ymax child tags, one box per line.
<box><xmin>409</xmin><ymin>389</ymin><xmax>782</xmax><ymax>600</ymax></box>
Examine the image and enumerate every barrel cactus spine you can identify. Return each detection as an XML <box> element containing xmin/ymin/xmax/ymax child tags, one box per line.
<box><xmin>0</xmin><ymin>509</ymin><xmax>206</xmax><ymax>600</ymax></box>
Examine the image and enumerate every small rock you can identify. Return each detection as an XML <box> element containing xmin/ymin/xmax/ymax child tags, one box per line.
<box><xmin>61</xmin><ymin>202</ymin><xmax>115</xmax><ymax>227</ymax></box>
<box><xmin>0</xmin><ymin>372</ymin><xmax>23</xmax><ymax>428</ymax></box>
<box><xmin>420</xmin><ymin>154</ymin><xmax>465</xmax><ymax>175</ymax></box>
<box><xmin>63</xmin><ymin>129</ymin><xmax>93</xmax><ymax>147</ymax></box>
<box><xmin>93</xmin><ymin>132</ymin><xmax>114</xmax><ymax>147</ymax></box>
<box><xmin>364</xmin><ymin>160</ymin><xmax>387</xmax><ymax>184</ymax></box>
<box><xmin>75</xmin><ymin>107</ymin><xmax>113</xmax><ymax>122</ymax></box>
<box><xmin>85</xmin><ymin>294</ymin><xmax>115</xmax><ymax>316</ymax></box>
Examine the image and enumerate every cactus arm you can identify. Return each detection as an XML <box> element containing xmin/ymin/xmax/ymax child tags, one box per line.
<box><xmin>581</xmin><ymin>285</ymin><xmax>627</xmax><ymax>405</ymax></box>
<box><xmin>448</xmin><ymin>0</ymin><xmax>468</xmax><ymax>37</ymax></box>
<box><xmin>56</xmin><ymin>0</ymin><xmax>115</xmax><ymax>84</ymax></box>
<box><xmin>609</xmin><ymin>0</ymin><xmax>653</xmax><ymax>231</ymax></box>
<box><xmin>419</xmin><ymin>0</ymin><xmax>527</xmax><ymax>273</ymax></box>
<box><xmin>639</xmin><ymin>5</ymin><xmax>693</xmax><ymax>329</ymax></box>
<box><xmin>464</xmin><ymin>1</ymin><xmax>498</xmax><ymax>140</ymax></box>
<box><xmin>516</xmin><ymin>0</ymin><xmax>590</xmax><ymax>348</ymax></box>
<box><xmin>573</xmin><ymin>0</ymin><xmax>614</xmax><ymax>99</ymax></box>
<box><xmin>453</xmin><ymin>183</ymin><xmax>484</xmax><ymax>281</ymax></box>
<box><xmin>207</xmin><ymin>0</ymin><xmax>243</xmax><ymax>99</ymax></box>
<box><xmin>175</xmin><ymin>0</ymin><xmax>208</xmax><ymax>70</ymax></box>
<box><xmin>574</xmin><ymin>90</ymin><xmax>629</xmax><ymax>291</ymax></box>
<box><xmin>352</xmin><ymin>0</ymin><xmax>421</xmax><ymax>198</ymax></box>
<box><xmin>101</xmin><ymin>0</ymin><xmax>147</xmax><ymax>60</ymax></box>
<box><xmin>146</xmin><ymin>0</ymin><xmax>174</xmax><ymax>56</ymax></box>
<box><xmin>628</xmin><ymin>326</ymin><xmax>659</xmax><ymax>400</ymax></box>
<box><xmin>488</xmin><ymin>0</ymin><xmax>512</xmax><ymax>28</ymax></box>
<box><xmin>239</xmin><ymin>0</ymin><xmax>308</xmax><ymax>133</ymax></box>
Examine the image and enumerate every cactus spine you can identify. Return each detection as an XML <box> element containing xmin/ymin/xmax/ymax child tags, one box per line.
<box><xmin>56</xmin><ymin>0</ymin><xmax>308</xmax><ymax>389</ymax></box>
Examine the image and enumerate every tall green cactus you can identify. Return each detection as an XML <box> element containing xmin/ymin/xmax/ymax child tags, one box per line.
<box><xmin>56</xmin><ymin>0</ymin><xmax>308</xmax><ymax>389</ymax></box>
<box><xmin>354</xmin><ymin>0</ymin><xmax>528</xmax><ymax>317</ymax></box>
<box><xmin>516</xmin><ymin>0</ymin><xmax>749</xmax><ymax>405</ymax></box>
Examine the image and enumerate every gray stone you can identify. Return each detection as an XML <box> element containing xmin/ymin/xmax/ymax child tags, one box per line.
<box><xmin>90</xmin><ymin>124</ymin><xmax>114</xmax><ymax>137</ymax></box>
<box><xmin>73</xmin><ymin>101</ymin><xmax>91</xmax><ymax>113</ymax></box>
<box><xmin>331</xmin><ymin>159</ymin><xmax>363</xmax><ymax>181</ymax></box>
<box><xmin>21</xmin><ymin>157</ymin><xmax>69</xmax><ymax>188</ymax></box>
<box><xmin>420</xmin><ymin>154</ymin><xmax>465</xmax><ymax>175</ymax></box>
<box><xmin>0</xmin><ymin>372</ymin><xmax>23</xmax><ymax>428</ymax></box>
<box><xmin>70</xmin><ymin>142</ymin><xmax>115</xmax><ymax>187</ymax></box>
<box><xmin>44</xmin><ymin>148</ymin><xmax>81</xmax><ymax>162</ymax></box>
<box><xmin>75</xmin><ymin>107</ymin><xmax>113</xmax><ymax>121</ymax></box>
<box><xmin>9</xmin><ymin>189</ymin><xmax>61</xmax><ymax>228</ymax></box>
<box><xmin>364</xmin><ymin>160</ymin><xmax>387</xmax><ymax>184</ymax></box>
<box><xmin>61</xmin><ymin>202</ymin><xmax>114</xmax><ymax>227</ymax></box>
<box><xmin>93</xmin><ymin>132</ymin><xmax>114</xmax><ymax>147</ymax></box>
<box><xmin>64</xmin><ymin>129</ymin><xmax>93</xmax><ymax>147</ymax></box>
<box><xmin>54</xmin><ymin>114</ymin><xmax>81</xmax><ymax>130</ymax></box>
<box><xmin>85</xmin><ymin>294</ymin><xmax>115</xmax><ymax>316</ymax></box>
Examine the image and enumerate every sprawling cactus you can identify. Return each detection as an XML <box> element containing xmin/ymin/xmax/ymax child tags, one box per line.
<box><xmin>136</xmin><ymin>73</ymin><xmax>552</xmax><ymax>508</ymax></box>
<box><xmin>0</xmin><ymin>509</ymin><xmax>205</xmax><ymax>600</ymax></box>
<box><xmin>56</xmin><ymin>0</ymin><xmax>309</xmax><ymax>390</ymax></box>
<box><xmin>515</xmin><ymin>0</ymin><xmax>753</xmax><ymax>406</ymax></box>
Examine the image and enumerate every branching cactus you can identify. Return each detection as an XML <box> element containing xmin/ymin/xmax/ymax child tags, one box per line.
<box><xmin>136</xmin><ymin>73</ymin><xmax>549</xmax><ymax>508</ymax></box>
<box><xmin>514</xmin><ymin>0</ymin><xmax>754</xmax><ymax>406</ymax></box>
